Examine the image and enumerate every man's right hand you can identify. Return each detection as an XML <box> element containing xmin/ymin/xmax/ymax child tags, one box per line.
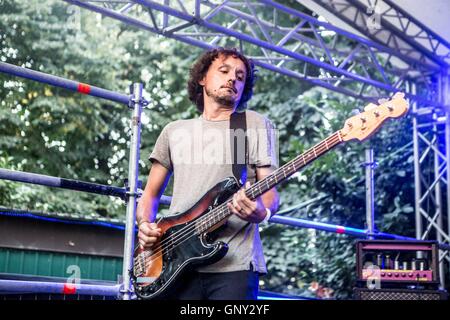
<box><xmin>138</xmin><ymin>221</ymin><xmax>162</xmax><ymax>249</ymax></box>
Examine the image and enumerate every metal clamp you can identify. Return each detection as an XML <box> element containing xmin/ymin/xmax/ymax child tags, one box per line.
<box><xmin>123</xmin><ymin>179</ymin><xmax>143</xmax><ymax>198</ymax></box>
<box><xmin>128</xmin><ymin>95</ymin><xmax>149</xmax><ymax>109</ymax></box>
<box><xmin>125</xmin><ymin>190</ymin><xmax>143</xmax><ymax>198</ymax></box>
<box><xmin>360</xmin><ymin>161</ymin><xmax>378</xmax><ymax>169</ymax></box>
<box><xmin>119</xmin><ymin>281</ymin><xmax>136</xmax><ymax>300</ymax></box>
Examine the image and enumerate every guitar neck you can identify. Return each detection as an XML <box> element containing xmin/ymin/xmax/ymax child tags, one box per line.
<box><xmin>245</xmin><ymin>130</ymin><xmax>343</xmax><ymax>200</ymax></box>
<box><xmin>197</xmin><ymin>130</ymin><xmax>344</xmax><ymax>231</ymax></box>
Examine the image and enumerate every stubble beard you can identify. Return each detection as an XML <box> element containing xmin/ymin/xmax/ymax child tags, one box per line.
<box><xmin>204</xmin><ymin>87</ymin><xmax>236</xmax><ymax>108</ymax></box>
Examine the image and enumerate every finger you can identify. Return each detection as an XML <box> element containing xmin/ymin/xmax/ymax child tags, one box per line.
<box><xmin>140</xmin><ymin>224</ymin><xmax>162</xmax><ymax>236</ymax></box>
<box><xmin>140</xmin><ymin>229</ymin><xmax>161</xmax><ymax>239</ymax></box>
<box><xmin>232</xmin><ymin>193</ymin><xmax>243</xmax><ymax>212</ymax></box>
<box><xmin>149</xmin><ymin>222</ymin><xmax>160</xmax><ymax>229</ymax></box>
<box><xmin>142</xmin><ymin>222</ymin><xmax>161</xmax><ymax>233</ymax></box>
<box><xmin>239</xmin><ymin>201</ymin><xmax>254</xmax><ymax>214</ymax></box>
<box><xmin>139</xmin><ymin>239</ymin><xmax>153</xmax><ymax>249</ymax></box>
<box><xmin>228</xmin><ymin>202</ymin><xmax>243</xmax><ymax>219</ymax></box>
<box><xmin>245</xmin><ymin>181</ymin><xmax>251</xmax><ymax>189</ymax></box>
<box><xmin>139</xmin><ymin>228</ymin><xmax>161</xmax><ymax>237</ymax></box>
<box><xmin>233</xmin><ymin>196</ymin><xmax>252</xmax><ymax>217</ymax></box>
<box><xmin>138</xmin><ymin>231</ymin><xmax>158</xmax><ymax>245</ymax></box>
<box><xmin>239</xmin><ymin>187</ymin><xmax>252</xmax><ymax>200</ymax></box>
<box><xmin>228</xmin><ymin>201</ymin><xmax>239</xmax><ymax>215</ymax></box>
<box><xmin>237</xmin><ymin>189</ymin><xmax>255</xmax><ymax>210</ymax></box>
<box><xmin>139</xmin><ymin>221</ymin><xmax>161</xmax><ymax>232</ymax></box>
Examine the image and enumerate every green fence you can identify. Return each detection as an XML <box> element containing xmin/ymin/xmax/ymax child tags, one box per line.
<box><xmin>0</xmin><ymin>247</ymin><xmax>122</xmax><ymax>282</ymax></box>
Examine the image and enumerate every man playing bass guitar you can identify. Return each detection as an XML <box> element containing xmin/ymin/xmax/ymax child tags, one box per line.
<box><xmin>136</xmin><ymin>47</ymin><xmax>280</xmax><ymax>300</ymax></box>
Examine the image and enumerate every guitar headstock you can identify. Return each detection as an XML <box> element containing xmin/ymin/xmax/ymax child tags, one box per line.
<box><xmin>340</xmin><ymin>92</ymin><xmax>409</xmax><ymax>142</ymax></box>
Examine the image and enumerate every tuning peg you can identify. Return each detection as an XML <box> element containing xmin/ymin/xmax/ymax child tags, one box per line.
<box><xmin>393</xmin><ymin>92</ymin><xmax>405</xmax><ymax>99</ymax></box>
<box><xmin>351</xmin><ymin>109</ymin><xmax>360</xmax><ymax>116</ymax></box>
<box><xmin>364</xmin><ymin>103</ymin><xmax>378</xmax><ymax>111</ymax></box>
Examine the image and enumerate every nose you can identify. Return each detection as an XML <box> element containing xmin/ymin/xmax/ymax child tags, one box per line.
<box><xmin>227</xmin><ymin>79</ymin><xmax>236</xmax><ymax>88</ymax></box>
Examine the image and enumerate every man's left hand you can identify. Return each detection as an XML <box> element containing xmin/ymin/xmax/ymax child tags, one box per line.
<box><xmin>227</xmin><ymin>181</ymin><xmax>267</xmax><ymax>223</ymax></box>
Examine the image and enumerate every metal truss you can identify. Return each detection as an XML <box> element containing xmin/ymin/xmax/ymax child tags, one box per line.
<box><xmin>310</xmin><ymin>0</ymin><xmax>450</xmax><ymax>286</ymax></box>
<box><xmin>411</xmin><ymin>74</ymin><xmax>450</xmax><ymax>288</ymax></box>
<box><xmin>64</xmin><ymin>0</ymin><xmax>442</xmax><ymax>107</ymax></box>
<box><xmin>309</xmin><ymin>0</ymin><xmax>450</xmax><ymax>68</ymax></box>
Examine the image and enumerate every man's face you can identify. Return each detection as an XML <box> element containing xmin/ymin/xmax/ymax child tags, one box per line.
<box><xmin>199</xmin><ymin>54</ymin><xmax>247</xmax><ymax>108</ymax></box>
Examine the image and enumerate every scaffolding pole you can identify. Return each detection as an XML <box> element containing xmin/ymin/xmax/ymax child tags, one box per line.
<box><xmin>0</xmin><ymin>62</ymin><xmax>130</xmax><ymax>105</ymax></box>
<box><xmin>0</xmin><ymin>168</ymin><xmax>172</xmax><ymax>205</ymax></box>
<box><xmin>120</xmin><ymin>83</ymin><xmax>144</xmax><ymax>300</ymax></box>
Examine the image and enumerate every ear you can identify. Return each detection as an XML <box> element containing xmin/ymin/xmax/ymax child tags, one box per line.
<box><xmin>198</xmin><ymin>77</ymin><xmax>205</xmax><ymax>86</ymax></box>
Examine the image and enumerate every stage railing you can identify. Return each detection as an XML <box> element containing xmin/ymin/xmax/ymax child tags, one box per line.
<box><xmin>0</xmin><ymin>61</ymin><xmax>144</xmax><ymax>300</ymax></box>
<box><xmin>0</xmin><ymin>62</ymin><xmax>129</xmax><ymax>105</ymax></box>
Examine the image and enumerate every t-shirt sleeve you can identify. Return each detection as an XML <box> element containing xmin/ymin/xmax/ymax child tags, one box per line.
<box><xmin>251</xmin><ymin>117</ymin><xmax>279</xmax><ymax>169</ymax></box>
<box><xmin>149</xmin><ymin>124</ymin><xmax>173</xmax><ymax>172</ymax></box>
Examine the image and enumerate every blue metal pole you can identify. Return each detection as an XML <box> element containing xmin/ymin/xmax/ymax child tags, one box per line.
<box><xmin>0</xmin><ymin>168</ymin><xmax>126</xmax><ymax>198</ymax></box>
<box><xmin>0</xmin><ymin>279</ymin><xmax>120</xmax><ymax>297</ymax></box>
<box><xmin>0</xmin><ymin>62</ymin><xmax>130</xmax><ymax>105</ymax></box>
<box><xmin>0</xmin><ymin>168</ymin><xmax>172</xmax><ymax>205</ymax></box>
<box><xmin>365</xmin><ymin>148</ymin><xmax>376</xmax><ymax>239</ymax></box>
<box><xmin>270</xmin><ymin>215</ymin><xmax>368</xmax><ymax>238</ymax></box>
<box><xmin>269</xmin><ymin>215</ymin><xmax>450</xmax><ymax>251</ymax></box>
<box><xmin>63</xmin><ymin>0</ymin><xmax>214</xmax><ymax>50</ymax></box>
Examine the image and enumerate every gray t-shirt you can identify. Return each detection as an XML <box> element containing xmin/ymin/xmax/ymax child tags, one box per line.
<box><xmin>149</xmin><ymin>110</ymin><xmax>278</xmax><ymax>273</ymax></box>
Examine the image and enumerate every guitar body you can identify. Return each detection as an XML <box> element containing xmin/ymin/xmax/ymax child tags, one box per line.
<box><xmin>132</xmin><ymin>177</ymin><xmax>240</xmax><ymax>300</ymax></box>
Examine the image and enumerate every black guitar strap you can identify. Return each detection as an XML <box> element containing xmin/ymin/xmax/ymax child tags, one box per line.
<box><xmin>229</xmin><ymin>111</ymin><xmax>248</xmax><ymax>186</ymax></box>
<box><xmin>227</xmin><ymin>111</ymin><xmax>251</xmax><ymax>247</ymax></box>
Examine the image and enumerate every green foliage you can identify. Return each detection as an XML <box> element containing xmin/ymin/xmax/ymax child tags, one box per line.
<box><xmin>258</xmin><ymin>85</ymin><xmax>415</xmax><ymax>298</ymax></box>
<box><xmin>0</xmin><ymin>0</ymin><xmax>416</xmax><ymax>299</ymax></box>
<box><xmin>0</xmin><ymin>0</ymin><xmax>198</xmax><ymax>216</ymax></box>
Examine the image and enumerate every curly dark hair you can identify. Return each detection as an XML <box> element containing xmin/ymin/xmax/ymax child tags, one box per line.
<box><xmin>187</xmin><ymin>47</ymin><xmax>257</xmax><ymax>112</ymax></box>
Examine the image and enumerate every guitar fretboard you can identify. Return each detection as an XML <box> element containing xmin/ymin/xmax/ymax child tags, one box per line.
<box><xmin>195</xmin><ymin>130</ymin><xmax>343</xmax><ymax>233</ymax></box>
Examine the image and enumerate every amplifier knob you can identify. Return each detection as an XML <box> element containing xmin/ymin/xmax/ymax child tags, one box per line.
<box><xmin>408</xmin><ymin>273</ymin><xmax>413</xmax><ymax>277</ymax></box>
<box><xmin>387</xmin><ymin>273</ymin><xmax>392</xmax><ymax>277</ymax></box>
<box><xmin>394</xmin><ymin>273</ymin><xmax>399</xmax><ymax>277</ymax></box>
<box><xmin>401</xmin><ymin>273</ymin><xmax>406</xmax><ymax>277</ymax></box>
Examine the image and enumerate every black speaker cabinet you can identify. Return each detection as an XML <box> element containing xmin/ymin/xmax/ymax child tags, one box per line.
<box><xmin>354</xmin><ymin>287</ymin><xmax>448</xmax><ymax>300</ymax></box>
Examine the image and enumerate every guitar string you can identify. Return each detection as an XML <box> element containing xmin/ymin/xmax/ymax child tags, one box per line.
<box><xmin>134</xmin><ymin>133</ymin><xmax>341</xmax><ymax>273</ymax></box>
<box><xmin>134</xmin><ymin>133</ymin><xmax>342</xmax><ymax>273</ymax></box>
